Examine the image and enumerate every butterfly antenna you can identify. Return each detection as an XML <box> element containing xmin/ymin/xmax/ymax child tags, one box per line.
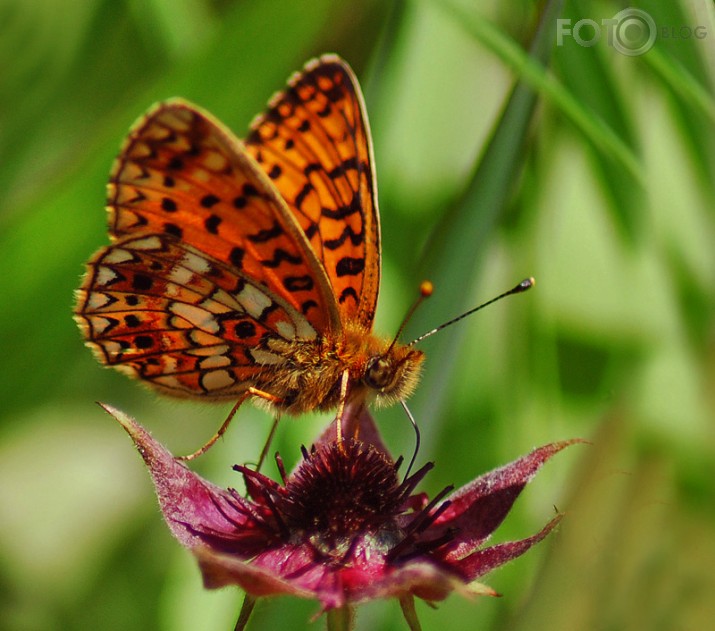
<box><xmin>384</xmin><ymin>281</ymin><xmax>434</xmax><ymax>356</ymax></box>
<box><xmin>408</xmin><ymin>277</ymin><xmax>535</xmax><ymax>347</ymax></box>
<box><xmin>400</xmin><ymin>399</ymin><xmax>421</xmax><ymax>480</ymax></box>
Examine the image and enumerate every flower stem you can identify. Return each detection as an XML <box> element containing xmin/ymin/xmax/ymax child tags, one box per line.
<box><xmin>234</xmin><ymin>593</ymin><xmax>257</xmax><ymax>631</ymax></box>
<box><xmin>326</xmin><ymin>606</ymin><xmax>355</xmax><ymax>631</ymax></box>
<box><xmin>399</xmin><ymin>595</ymin><xmax>422</xmax><ymax>631</ymax></box>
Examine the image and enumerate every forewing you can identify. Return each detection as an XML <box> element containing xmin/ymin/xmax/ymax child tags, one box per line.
<box><xmin>107</xmin><ymin>99</ymin><xmax>340</xmax><ymax>333</ymax></box>
<box><xmin>246</xmin><ymin>55</ymin><xmax>381</xmax><ymax>329</ymax></box>
<box><xmin>75</xmin><ymin>234</ymin><xmax>316</xmax><ymax>399</ymax></box>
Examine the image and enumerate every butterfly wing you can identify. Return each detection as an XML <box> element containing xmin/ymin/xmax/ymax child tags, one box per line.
<box><xmin>76</xmin><ymin>233</ymin><xmax>318</xmax><ymax>399</ymax></box>
<box><xmin>76</xmin><ymin>99</ymin><xmax>346</xmax><ymax>400</ymax></box>
<box><xmin>105</xmin><ymin>99</ymin><xmax>341</xmax><ymax>334</ymax></box>
<box><xmin>246</xmin><ymin>55</ymin><xmax>381</xmax><ymax>330</ymax></box>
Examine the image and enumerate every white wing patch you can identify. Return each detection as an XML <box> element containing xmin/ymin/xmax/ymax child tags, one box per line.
<box><xmin>250</xmin><ymin>348</ymin><xmax>286</xmax><ymax>366</ymax></box>
<box><xmin>169</xmin><ymin>302</ymin><xmax>220</xmax><ymax>333</ymax></box>
<box><xmin>96</xmin><ymin>266</ymin><xmax>118</xmax><ymax>286</ymax></box>
<box><xmin>236</xmin><ymin>283</ymin><xmax>272</xmax><ymax>318</ymax></box>
<box><xmin>200</xmin><ymin>369</ymin><xmax>236</xmax><ymax>392</ymax></box>
<box><xmin>276</xmin><ymin>320</ymin><xmax>296</xmax><ymax>339</ymax></box>
<box><xmin>103</xmin><ymin>248</ymin><xmax>134</xmax><ymax>264</ymax></box>
<box><xmin>129</xmin><ymin>235</ymin><xmax>164</xmax><ymax>251</ymax></box>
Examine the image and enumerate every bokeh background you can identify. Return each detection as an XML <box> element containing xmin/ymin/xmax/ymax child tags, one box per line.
<box><xmin>1</xmin><ymin>0</ymin><xmax>713</xmax><ymax>629</ymax></box>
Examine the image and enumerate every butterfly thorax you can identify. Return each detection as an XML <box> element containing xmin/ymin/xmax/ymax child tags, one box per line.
<box><xmin>256</xmin><ymin>320</ymin><xmax>425</xmax><ymax>415</ymax></box>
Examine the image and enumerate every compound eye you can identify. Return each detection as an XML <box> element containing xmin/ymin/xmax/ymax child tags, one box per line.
<box><xmin>364</xmin><ymin>356</ymin><xmax>393</xmax><ymax>390</ymax></box>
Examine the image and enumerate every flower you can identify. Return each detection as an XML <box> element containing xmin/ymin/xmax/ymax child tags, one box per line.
<box><xmin>103</xmin><ymin>403</ymin><xmax>580</xmax><ymax>630</ymax></box>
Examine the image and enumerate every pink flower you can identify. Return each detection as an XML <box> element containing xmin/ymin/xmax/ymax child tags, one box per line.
<box><xmin>103</xmin><ymin>403</ymin><xmax>579</xmax><ymax>629</ymax></box>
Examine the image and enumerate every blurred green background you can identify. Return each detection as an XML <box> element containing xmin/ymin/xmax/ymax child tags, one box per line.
<box><xmin>1</xmin><ymin>0</ymin><xmax>713</xmax><ymax>629</ymax></box>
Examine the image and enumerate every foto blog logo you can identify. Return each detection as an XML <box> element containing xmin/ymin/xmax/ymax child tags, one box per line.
<box><xmin>557</xmin><ymin>8</ymin><xmax>707</xmax><ymax>57</ymax></box>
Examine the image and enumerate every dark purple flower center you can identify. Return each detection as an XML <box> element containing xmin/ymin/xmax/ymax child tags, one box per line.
<box><xmin>278</xmin><ymin>441</ymin><xmax>405</xmax><ymax>542</ymax></box>
<box><xmin>209</xmin><ymin>439</ymin><xmax>454</xmax><ymax>566</ymax></box>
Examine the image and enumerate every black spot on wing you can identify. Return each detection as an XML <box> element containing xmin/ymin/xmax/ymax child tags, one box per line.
<box><xmin>338</xmin><ymin>286</ymin><xmax>359</xmax><ymax>305</ymax></box>
<box><xmin>284</xmin><ymin>275</ymin><xmax>314</xmax><ymax>292</ymax></box>
<box><xmin>301</xmin><ymin>299</ymin><xmax>318</xmax><ymax>314</ymax></box>
<box><xmin>325</xmin><ymin>83</ymin><xmax>344</xmax><ymax>103</ymax></box>
<box><xmin>247</xmin><ymin>221</ymin><xmax>283</xmax><ymax>243</ymax></box>
<box><xmin>322</xmin><ymin>194</ymin><xmax>361</xmax><ymax>219</ymax></box>
<box><xmin>164</xmin><ymin>223</ymin><xmax>182</xmax><ymax>238</ymax></box>
<box><xmin>134</xmin><ymin>335</ymin><xmax>154</xmax><ymax>349</ymax></box>
<box><xmin>260</xmin><ymin>248</ymin><xmax>303</xmax><ymax>269</ymax></box>
<box><xmin>336</xmin><ymin>257</ymin><xmax>364</xmax><ymax>277</ymax></box>
<box><xmin>201</xmin><ymin>194</ymin><xmax>220</xmax><ymax>208</ymax></box>
<box><xmin>205</xmin><ymin>214</ymin><xmax>222</xmax><ymax>235</ymax></box>
<box><xmin>234</xmin><ymin>320</ymin><xmax>257</xmax><ymax>339</ymax></box>
<box><xmin>132</xmin><ymin>274</ymin><xmax>153</xmax><ymax>291</ymax></box>
<box><xmin>324</xmin><ymin>225</ymin><xmax>364</xmax><ymax>250</ymax></box>
<box><xmin>229</xmin><ymin>247</ymin><xmax>245</xmax><ymax>268</ymax></box>
<box><xmin>243</xmin><ymin>183</ymin><xmax>260</xmax><ymax>197</ymax></box>
<box><xmin>328</xmin><ymin>157</ymin><xmax>359</xmax><ymax>179</ymax></box>
<box><xmin>124</xmin><ymin>315</ymin><xmax>141</xmax><ymax>328</ymax></box>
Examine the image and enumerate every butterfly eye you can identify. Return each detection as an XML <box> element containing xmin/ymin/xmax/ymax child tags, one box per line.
<box><xmin>363</xmin><ymin>356</ymin><xmax>394</xmax><ymax>390</ymax></box>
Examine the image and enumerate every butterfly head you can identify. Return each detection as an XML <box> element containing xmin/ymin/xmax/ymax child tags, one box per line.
<box><xmin>362</xmin><ymin>344</ymin><xmax>425</xmax><ymax>406</ymax></box>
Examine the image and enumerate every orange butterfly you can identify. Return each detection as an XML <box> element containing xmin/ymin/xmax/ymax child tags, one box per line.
<box><xmin>75</xmin><ymin>55</ymin><xmax>425</xmax><ymax>441</ymax></box>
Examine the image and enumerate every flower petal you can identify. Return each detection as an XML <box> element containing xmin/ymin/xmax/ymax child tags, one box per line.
<box><xmin>430</xmin><ymin>440</ymin><xmax>582</xmax><ymax>557</ymax></box>
<box><xmin>198</xmin><ymin>543</ymin><xmax>350</xmax><ymax>609</ymax></box>
<box><xmin>452</xmin><ymin>515</ymin><xmax>562</xmax><ymax>581</ymax></box>
<box><xmin>340</xmin><ymin>561</ymin><xmax>478</xmax><ymax>604</ymax></box>
<box><xmin>195</xmin><ymin>545</ymin><xmax>316</xmax><ymax>599</ymax></box>
<box><xmin>101</xmin><ymin>403</ymin><xmax>263</xmax><ymax>554</ymax></box>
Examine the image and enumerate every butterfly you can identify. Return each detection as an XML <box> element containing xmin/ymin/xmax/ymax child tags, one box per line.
<box><xmin>75</xmin><ymin>55</ymin><xmax>425</xmax><ymax>437</ymax></box>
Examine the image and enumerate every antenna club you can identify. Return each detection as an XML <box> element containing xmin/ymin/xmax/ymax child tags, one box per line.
<box><xmin>407</xmin><ymin>277</ymin><xmax>536</xmax><ymax>347</ymax></box>
<box><xmin>420</xmin><ymin>280</ymin><xmax>434</xmax><ymax>298</ymax></box>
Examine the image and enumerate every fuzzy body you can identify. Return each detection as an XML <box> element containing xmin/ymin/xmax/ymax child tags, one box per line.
<box><xmin>253</xmin><ymin>321</ymin><xmax>425</xmax><ymax>415</ymax></box>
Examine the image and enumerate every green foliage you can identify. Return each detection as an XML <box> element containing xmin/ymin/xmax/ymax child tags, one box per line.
<box><xmin>1</xmin><ymin>0</ymin><xmax>713</xmax><ymax>629</ymax></box>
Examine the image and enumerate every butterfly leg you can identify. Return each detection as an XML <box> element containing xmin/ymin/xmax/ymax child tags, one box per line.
<box><xmin>335</xmin><ymin>369</ymin><xmax>350</xmax><ymax>447</ymax></box>
<box><xmin>179</xmin><ymin>387</ymin><xmax>283</xmax><ymax>461</ymax></box>
<box><xmin>254</xmin><ymin>413</ymin><xmax>282</xmax><ymax>472</ymax></box>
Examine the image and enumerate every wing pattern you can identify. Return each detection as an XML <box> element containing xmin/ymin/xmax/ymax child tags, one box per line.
<box><xmin>246</xmin><ymin>55</ymin><xmax>380</xmax><ymax>328</ymax></box>
<box><xmin>76</xmin><ymin>56</ymin><xmax>382</xmax><ymax>403</ymax></box>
